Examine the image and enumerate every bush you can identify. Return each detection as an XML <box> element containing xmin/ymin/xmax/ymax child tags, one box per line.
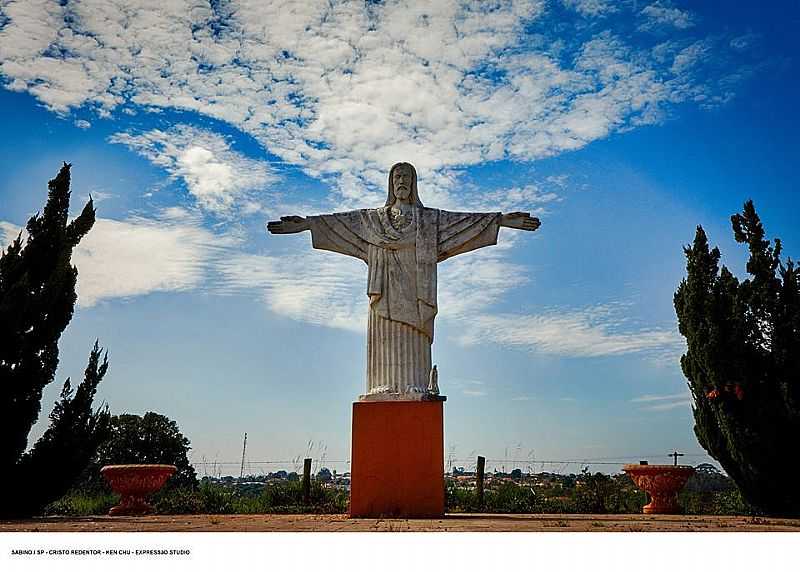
<box><xmin>445</xmin><ymin>482</ymin><xmax>481</xmax><ymax>513</ymax></box>
<box><xmin>713</xmin><ymin>489</ymin><xmax>755</xmax><ymax>516</ymax></box>
<box><xmin>446</xmin><ymin>481</ymin><xmax>542</xmax><ymax>513</ymax></box>
<box><xmin>154</xmin><ymin>487</ymin><xmax>205</xmax><ymax>515</ymax></box>
<box><xmin>46</xmin><ymin>473</ymin><xmax>351</xmax><ymax>516</ymax></box>
<box><xmin>45</xmin><ymin>491</ymin><xmax>118</xmax><ymax>517</ymax></box>
<box><xmin>196</xmin><ymin>482</ymin><xmax>238</xmax><ymax>514</ymax></box>
<box><xmin>573</xmin><ymin>472</ymin><xmax>646</xmax><ymax>514</ymax></box>
<box><xmin>258</xmin><ymin>481</ymin><xmax>347</xmax><ymax>514</ymax></box>
<box><xmin>446</xmin><ymin>474</ymin><xmax>648</xmax><ymax>515</ymax></box>
<box><xmin>485</xmin><ymin>482</ymin><xmax>541</xmax><ymax>513</ymax></box>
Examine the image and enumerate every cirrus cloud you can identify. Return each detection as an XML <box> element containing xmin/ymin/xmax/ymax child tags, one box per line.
<box><xmin>1</xmin><ymin>211</ymin><xmax>236</xmax><ymax>307</ymax></box>
<box><xmin>109</xmin><ymin>125</ymin><xmax>274</xmax><ymax>217</ymax></box>
<box><xmin>0</xmin><ymin>0</ymin><xmax>752</xmax><ymax>207</ymax></box>
<box><xmin>457</xmin><ymin>303</ymin><xmax>684</xmax><ymax>359</ymax></box>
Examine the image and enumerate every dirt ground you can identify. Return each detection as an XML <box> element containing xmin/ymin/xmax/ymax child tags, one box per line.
<box><xmin>2</xmin><ymin>513</ymin><xmax>800</xmax><ymax>532</ymax></box>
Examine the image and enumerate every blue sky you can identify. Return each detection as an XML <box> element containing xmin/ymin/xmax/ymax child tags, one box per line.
<box><xmin>1</xmin><ymin>0</ymin><xmax>798</xmax><ymax>476</ymax></box>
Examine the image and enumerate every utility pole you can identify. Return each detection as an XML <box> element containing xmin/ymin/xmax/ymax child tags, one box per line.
<box><xmin>302</xmin><ymin>458</ymin><xmax>312</xmax><ymax>504</ymax></box>
<box><xmin>476</xmin><ymin>456</ymin><xmax>486</xmax><ymax>508</ymax></box>
<box><xmin>239</xmin><ymin>432</ymin><xmax>248</xmax><ymax>480</ymax></box>
<box><xmin>669</xmin><ymin>450</ymin><xmax>684</xmax><ymax>466</ymax></box>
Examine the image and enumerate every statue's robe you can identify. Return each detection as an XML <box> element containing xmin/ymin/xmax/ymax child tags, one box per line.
<box><xmin>307</xmin><ymin>206</ymin><xmax>500</xmax><ymax>396</ymax></box>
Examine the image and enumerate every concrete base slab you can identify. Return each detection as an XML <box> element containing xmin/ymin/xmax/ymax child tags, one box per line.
<box><xmin>2</xmin><ymin>514</ymin><xmax>800</xmax><ymax>532</ymax></box>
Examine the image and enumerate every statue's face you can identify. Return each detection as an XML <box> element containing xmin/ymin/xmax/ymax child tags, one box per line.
<box><xmin>392</xmin><ymin>166</ymin><xmax>413</xmax><ymax>201</ymax></box>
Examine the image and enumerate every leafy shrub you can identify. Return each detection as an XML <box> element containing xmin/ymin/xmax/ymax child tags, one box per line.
<box><xmin>154</xmin><ymin>487</ymin><xmax>205</xmax><ymax>515</ymax></box>
<box><xmin>258</xmin><ymin>481</ymin><xmax>347</xmax><ymax>514</ymax></box>
<box><xmin>445</xmin><ymin>482</ymin><xmax>481</xmax><ymax>513</ymax></box>
<box><xmin>45</xmin><ymin>491</ymin><xmax>117</xmax><ymax>516</ymax></box>
<box><xmin>446</xmin><ymin>481</ymin><xmax>542</xmax><ymax>513</ymax></box>
<box><xmin>196</xmin><ymin>481</ymin><xmax>238</xmax><ymax>514</ymax></box>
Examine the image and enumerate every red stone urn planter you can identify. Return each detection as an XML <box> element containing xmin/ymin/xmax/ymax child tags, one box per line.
<box><xmin>101</xmin><ymin>464</ymin><xmax>176</xmax><ymax>516</ymax></box>
<box><xmin>623</xmin><ymin>464</ymin><xmax>695</xmax><ymax>514</ymax></box>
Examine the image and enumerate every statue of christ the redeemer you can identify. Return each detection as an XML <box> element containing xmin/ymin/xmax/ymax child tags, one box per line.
<box><xmin>267</xmin><ymin>162</ymin><xmax>540</xmax><ymax>400</ymax></box>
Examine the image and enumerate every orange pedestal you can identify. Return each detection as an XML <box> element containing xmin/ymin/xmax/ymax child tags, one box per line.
<box><xmin>350</xmin><ymin>400</ymin><xmax>444</xmax><ymax>518</ymax></box>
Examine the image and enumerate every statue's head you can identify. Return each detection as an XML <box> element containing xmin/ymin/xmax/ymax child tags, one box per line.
<box><xmin>386</xmin><ymin>162</ymin><xmax>423</xmax><ymax>207</ymax></box>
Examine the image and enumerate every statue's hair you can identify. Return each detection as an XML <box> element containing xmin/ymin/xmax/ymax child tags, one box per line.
<box><xmin>385</xmin><ymin>162</ymin><xmax>423</xmax><ymax>207</ymax></box>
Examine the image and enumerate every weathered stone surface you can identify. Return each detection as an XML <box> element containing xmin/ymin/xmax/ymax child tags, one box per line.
<box><xmin>267</xmin><ymin>162</ymin><xmax>540</xmax><ymax>399</ymax></box>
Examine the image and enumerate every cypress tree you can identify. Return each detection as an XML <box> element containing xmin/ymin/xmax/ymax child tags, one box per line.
<box><xmin>675</xmin><ymin>200</ymin><xmax>800</xmax><ymax>516</ymax></box>
<box><xmin>0</xmin><ymin>163</ymin><xmax>111</xmax><ymax>516</ymax></box>
<box><xmin>9</xmin><ymin>343</ymin><xmax>111</xmax><ymax>515</ymax></box>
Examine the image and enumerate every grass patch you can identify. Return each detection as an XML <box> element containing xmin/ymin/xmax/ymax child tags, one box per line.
<box><xmin>45</xmin><ymin>491</ymin><xmax>118</xmax><ymax>516</ymax></box>
<box><xmin>47</xmin><ymin>481</ymin><xmax>348</xmax><ymax>516</ymax></box>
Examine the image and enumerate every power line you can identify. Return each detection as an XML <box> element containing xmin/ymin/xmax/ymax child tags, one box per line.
<box><xmin>192</xmin><ymin>453</ymin><xmax>709</xmax><ymax>467</ymax></box>
<box><xmin>193</xmin><ymin>460</ymin><xmax>351</xmax><ymax>466</ymax></box>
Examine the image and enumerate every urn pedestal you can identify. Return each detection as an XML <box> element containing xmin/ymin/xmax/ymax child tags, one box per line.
<box><xmin>623</xmin><ymin>464</ymin><xmax>695</xmax><ymax>515</ymax></box>
<box><xmin>101</xmin><ymin>464</ymin><xmax>176</xmax><ymax>516</ymax></box>
<box><xmin>350</xmin><ymin>400</ymin><xmax>444</xmax><ymax>518</ymax></box>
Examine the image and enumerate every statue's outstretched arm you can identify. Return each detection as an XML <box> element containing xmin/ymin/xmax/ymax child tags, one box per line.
<box><xmin>267</xmin><ymin>216</ymin><xmax>310</xmax><ymax>234</ymax></box>
<box><xmin>499</xmin><ymin>212</ymin><xmax>540</xmax><ymax>231</ymax></box>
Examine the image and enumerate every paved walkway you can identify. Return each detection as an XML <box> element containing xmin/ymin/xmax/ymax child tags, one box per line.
<box><xmin>2</xmin><ymin>513</ymin><xmax>800</xmax><ymax>532</ymax></box>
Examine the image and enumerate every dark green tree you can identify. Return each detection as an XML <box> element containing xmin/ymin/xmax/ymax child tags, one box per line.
<box><xmin>675</xmin><ymin>200</ymin><xmax>800</xmax><ymax>516</ymax></box>
<box><xmin>0</xmin><ymin>163</ymin><xmax>111</xmax><ymax>516</ymax></box>
<box><xmin>89</xmin><ymin>412</ymin><xmax>198</xmax><ymax>490</ymax></box>
<box><xmin>10</xmin><ymin>343</ymin><xmax>111</xmax><ymax>515</ymax></box>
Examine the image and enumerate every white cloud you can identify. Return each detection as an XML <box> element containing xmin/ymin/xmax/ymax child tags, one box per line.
<box><xmin>730</xmin><ymin>33</ymin><xmax>759</xmax><ymax>52</ymax></box>
<box><xmin>74</xmin><ymin>216</ymin><xmax>234</xmax><ymax>306</ymax></box>
<box><xmin>630</xmin><ymin>392</ymin><xmax>688</xmax><ymax>403</ymax></box>
<box><xmin>214</xmin><ymin>246</ymin><xmax>367</xmax><ymax>333</ymax></box>
<box><xmin>212</xmin><ymin>229</ymin><xmax>682</xmax><ymax>360</ymax></box>
<box><xmin>109</xmin><ymin>125</ymin><xmax>274</xmax><ymax>216</ymax></box>
<box><xmin>2</xmin><ymin>214</ymin><xmax>235</xmax><ymax>307</ymax></box>
<box><xmin>449</xmin><ymin>378</ymin><xmax>488</xmax><ymax>397</ymax></box>
<box><xmin>458</xmin><ymin>304</ymin><xmax>684</xmax><ymax>358</ymax></box>
<box><xmin>74</xmin><ymin>118</ymin><xmax>91</xmax><ymax>129</ymax></box>
<box><xmin>0</xmin><ymin>221</ymin><xmax>23</xmax><ymax>248</ymax></box>
<box><xmin>463</xmin><ymin>184</ymin><xmax>560</xmax><ymax>214</ymax></box>
<box><xmin>631</xmin><ymin>391</ymin><xmax>692</xmax><ymax>411</ymax></box>
<box><xmin>463</xmin><ymin>389</ymin><xmax>488</xmax><ymax>397</ymax></box>
<box><xmin>79</xmin><ymin>189</ymin><xmax>114</xmax><ymax>204</ymax></box>
<box><xmin>639</xmin><ymin>2</ymin><xmax>695</xmax><ymax>32</ymax></box>
<box><xmin>671</xmin><ymin>40</ymin><xmax>711</xmax><ymax>75</ymax></box>
<box><xmin>561</xmin><ymin>0</ymin><xmax>617</xmax><ymax>18</ymax></box>
<box><xmin>439</xmin><ymin>235</ymin><xmax>529</xmax><ymax>320</ymax></box>
<box><xmin>0</xmin><ymin>1</ymin><xmax>746</xmax><ymax>360</ymax></box>
<box><xmin>511</xmin><ymin>395</ymin><xmax>534</xmax><ymax>401</ymax></box>
<box><xmin>0</xmin><ymin>0</ymin><xmax>742</xmax><ymax>208</ymax></box>
<box><xmin>640</xmin><ymin>399</ymin><xmax>692</xmax><ymax>412</ymax></box>
<box><xmin>4</xmin><ymin>210</ymin><xmax>682</xmax><ymax>361</ymax></box>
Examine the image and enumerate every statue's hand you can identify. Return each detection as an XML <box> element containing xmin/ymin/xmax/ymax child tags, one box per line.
<box><xmin>267</xmin><ymin>216</ymin><xmax>310</xmax><ymax>234</ymax></box>
<box><xmin>500</xmin><ymin>212</ymin><xmax>541</xmax><ymax>231</ymax></box>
